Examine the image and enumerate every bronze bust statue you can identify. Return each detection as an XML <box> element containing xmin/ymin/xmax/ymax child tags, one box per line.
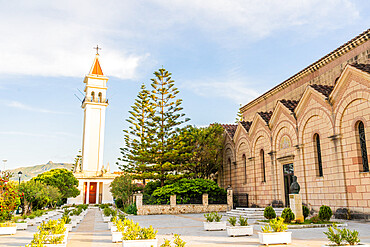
<box><xmin>290</xmin><ymin>175</ymin><xmax>300</xmax><ymax>194</ymax></box>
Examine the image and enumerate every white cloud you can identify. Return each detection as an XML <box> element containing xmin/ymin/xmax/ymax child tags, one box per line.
<box><xmin>6</xmin><ymin>101</ymin><xmax>70</xmax><ymax>114</ymax></box>
<box><xmin>0</xmin><ymin>0</ymin><xmax>360</xmax><ymax>78</ymax></box>
<box><xmin>182</xmin><ymin>79</ymin><xmax>260</xmax><ymax>104</ymax></box>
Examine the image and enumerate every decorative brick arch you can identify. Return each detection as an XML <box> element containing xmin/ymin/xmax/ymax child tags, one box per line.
<box><xmin>251</xmin><ymin>129</ymin><xmax>271</xmax><ymax>157</ymax></box>
<box><xmin>298</xmin><ymin>107</ymin><xmax>333</xmax><ymax>144</ymax></box>
<box><xmin>272</xmin><ymin>120</ymin><xmax>297</xmax><ymax>151</ymax></box>
<box><xmin>334</xmin><ymin>89</ymin><xmax>370</xmax><ymax>134</ymax></box>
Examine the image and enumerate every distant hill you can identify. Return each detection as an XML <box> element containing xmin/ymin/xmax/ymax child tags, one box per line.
<box><xmin>6</xmin><ymin>161</ymin><xmax>73</xmax><ymax>181</ymax></box>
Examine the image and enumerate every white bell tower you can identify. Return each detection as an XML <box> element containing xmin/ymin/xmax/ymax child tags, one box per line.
<box><xmin>81</xmin><ymin>49</ymin><xmax>108</xmax><ymax>173</ymax></box>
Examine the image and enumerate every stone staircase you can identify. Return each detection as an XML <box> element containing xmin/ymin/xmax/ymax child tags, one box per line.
<box><xmin>225</xmin><ymin>208</ymin><xmax>284</xmax><ymax>223</ymax></box>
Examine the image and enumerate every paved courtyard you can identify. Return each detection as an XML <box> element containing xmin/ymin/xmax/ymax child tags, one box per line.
<box><xmin>1</xmin><ymin>208</ymin><xmax>369</xmax><ymax>247</ymax></box>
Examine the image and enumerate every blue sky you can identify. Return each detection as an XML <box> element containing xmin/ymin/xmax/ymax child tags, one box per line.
<box><xmin>0</xmin><ymin>0</ymin><xmax>369</xmax><ymax>171</ymax></box>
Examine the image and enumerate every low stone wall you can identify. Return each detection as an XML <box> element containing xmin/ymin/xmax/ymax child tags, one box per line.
<box><xmin>135</xmin><ymin>189</ymin><xmax>233</xmax><ymax>215</ymax></box>
<box><xmin>137</xmin><ymin>204</ymin><xmax>228</xmax><ymax>215</ymax></box>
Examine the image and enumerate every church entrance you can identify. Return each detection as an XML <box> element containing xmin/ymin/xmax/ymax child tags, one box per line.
<box><xmin>89</xmin><ymin>182</ymin><xmax>97</xmax><ymax>204</ymax></box>
<box><xmin>283</xmin><ymin>163</ymin><xmax>294</xmax><ymax>207</ymax></box>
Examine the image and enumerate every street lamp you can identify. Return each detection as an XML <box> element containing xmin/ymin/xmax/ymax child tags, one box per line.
<box><xmin>16</xmin><ymin>171</ymin><xmax>22</xmax><ymax>214</ymax></box>
<box><xmin>2</xmin><ymin>159</ymin><xmax>7</xmax><ymax>171</ymax></box>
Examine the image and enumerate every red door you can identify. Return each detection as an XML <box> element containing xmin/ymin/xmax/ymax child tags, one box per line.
<box><xmin>89</xmin><ymin>182</ymin><xmax>97</xmax><ymax>204</ymax></box>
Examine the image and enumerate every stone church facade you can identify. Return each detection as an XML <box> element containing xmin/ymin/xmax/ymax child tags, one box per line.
<box><xmin>221</xmin><ymin>29</ymin><xmax>370</xmax><ymax>215</ymax></box>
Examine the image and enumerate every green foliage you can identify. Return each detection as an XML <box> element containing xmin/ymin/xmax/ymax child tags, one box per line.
<box><xmin>302</xmin><ymin>205</ymin><xmax>310</xmax><ymax>220</ymax></box>
<box><xmin>62</xmin><ymin>215</ymin><xmax>71</xmax><ymax>224</ymax></box>
<box><xmin>324</xmin><ymin>224</ymin><xmax>344</xmax><ymax>246</ymax></box>
<box><xmin>204</xmin><ymin>212</ymin><xmax>222</xmax><ymax>222</ymax></box>
<box><xmin>261</xmin><ymin>217</ymin><xmax>287</xmax><ymax>233</ymax></box>
<box><xmin>235</xmin><ymin>104</ymin><xmax>243</xmax><ymax>123</ymax></box>
<box><xmin>281</xmin><ymin>208</ymin><xmax>295</xmax><ymax>223</ymax></box>
<box><xmin>151</xmin><ymin>178</ymin><xmax>226</xmax><ymax>205</ymax></box>
<box><xmin>110</xmin><ymin>174</ymin><xmax>134</xmax><ymax>207</ymax></box>
<box><xmin>173</xmin><ymin>124</ymin><xmax>225</xmax><ymax>179</ymax></box>
<box><xmin>38</xmin><ymin>219</ymin><xmax>66</xmax><ymax>235</ymax></box>
<box><xmin>161</xmin><ymin>234</ymin><xmax>186</xmax><ymax>247</ymax></box>
<box><xmin>124</xmin><ymin>203</ymin><xmax>138</xmax><ymax>215</ymax></box>
<box><xmin>0</xmin><ymin>174</ymin><xmax>21</xmax><ymax>222</ymax></box>
<box><xmin>72</xmin><ymin>150</ymin><xmax>82</xmax><ymax>172</ymax></box>
<box><xmin>227</xmin><ymin>217</ymin><xmax>236</xmax><ymax>226</ymax></box>
<box><xmin>341</xmin><ymin>228</ymin><xmax>360</xmax><ymax>245</ymax></box>
<box><xmin>264</xmin><ymin>206</ymin><xmax>276</xmax><ymax>220</ymax></box>
<box><xmin>319</xmin><ymin>205</ymin><xmax>333</xmax><ymax>221</ymax></box>
<box><xmin>103</xmin><ymin>207</ymin><xmax>113</xmax><ymax>217</ymax></box>
<box><xmin>117</xmin><ymin>218</ymin><xmax>157</xmax><ymax>240</ymax></box>
<box><xmin>32</xmin><ymin>169</ymin><xmax>79</xmax><ymax>200</ymax></box>
<box><xmin>238</xmin><ymin>216</ymin><xmax>248</xmax><ymax>226</ymax></box>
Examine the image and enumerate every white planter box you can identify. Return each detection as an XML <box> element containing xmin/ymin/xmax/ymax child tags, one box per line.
<box><xmin>103</xmin><ymin>216</ymin><xmax>111</xmax><ymax>222</ymax></box>
<box><xmin>108</xmin><ymin>222</ymin><xmax>114</xmax><ymax>230</ymax></box>
<box><xmin>0</xmin><ymin>226</ymin><xmax>17</xmax><ymax>235</ymax></box>
<box><xmin>122</xmin><ymin>239</ymin><xmax>158</xmax><ymax>247</ymax></box>
<box><xmin>15</xmin><ymin>223</ymin><xmax>28</xmax><ymax>230</ymax></box>
<box><xmin>26</xmin><ymin>219</ymin><xmax>36</xmax><ymax>226</ymax></box>
<box><xmin>111</xmin><ymin>225</ymin><xmax>118</xmax><ymax>232</ymax></box>
<box><xmin>44</xmin><ymin>244</ymin><xmax>67</xmax><ymax>247</ymax></box>
<box><xmin>71</xmin><ymin>220</ymin><xmax>78</xmax><ymax>228</ymax></box>
<box><xmin>112</xmin><ymin>231</ymin><xmax>122</xmax><ymax>242</ymax></box>
<box><xmin>226</xmin><ymin>225</ymin><xmax>253</xmax><ymax>236</ymax></box>
<box><xmin>35</xmin><ymin>217</ymin><xmax>43</xmax><ymax>223</ymax></box>
<box><xmin>65</xmin><ymin>224</ymin><xmax>73</xmax><ymax>232</ymax></box>
<box><xmin>322</xmin><ymin>244</ymin><xmax>369</xmax><ymax>247</ymax></box>
<box><xmin>203</xmin><ymin>222</ymin><xmax>227</xmax><ymax>231</ymax></box>
<box><xmin>258</xmin><ymin>231</ymin><xmax>292</xmax><ymax>245</ymax></box>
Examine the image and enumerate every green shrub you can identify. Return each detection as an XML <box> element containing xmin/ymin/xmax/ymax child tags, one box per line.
<box><xmin>227</xmin><ymin>217</ymin><xmax>236</xmax><ymax>226</ymax></box>
<box><xmin>204</xmin><ymin>212</ymin><xmax>222</xmax><ymax>222</ymax></box>
<box><xmin>124</xmin><ymin>203</ymin><xmax>137</xmax><ymax>215</ymax></box>
<box><xmin>115</xmin><ymin>198</ymin><xmax>123</xmax><ymax>209</ymax></box>
<box><xmin>281</xmin><ymin>208</ymin><xmax>295</xmax><ymax>223</ymax></box>
<box><xmin>204</xmin><ymin>213</ymin><xmax>214</xmax><ymax>222</ymax></box>
<box><xmin>309</xmin><ymin>215</ymin><xmax>320</xmax><ymax>224</ymax></box>
<box><xmin>117</xmin><ymin>218</ymin><xmax>157</xmax><ymax>240</ymax></box>
<box><xmin>261</xmin><ymin>217</ymin><xmax>287</xmax><ymax>233</ymax></box>
<box><xmin>302</xmin><ymin>205</ymin><xmax>310</xmax><ymax>220</ymax></box>
<box><xmin>324</xmin><ymin>224</ymin><xmax>344</xmax><ymax>246</ymax></box>
<box><xmin>103</xmin><ymin>207</ymin><xmax>112</xmax><ymax>217</ymax></box>
<box><xmin>264</xmin><ymin>206</ymin><xmax>276</xmax><ymax>219</ymax></box>
<box><xmin>319</xmin><ymin>205</ymin><xmax>332</xmax><ymax>221</ymax></box>
<box><xmin>238</xmin><ymin>216</ymin><xmax>248</xmax><ymax>226</ymax></box>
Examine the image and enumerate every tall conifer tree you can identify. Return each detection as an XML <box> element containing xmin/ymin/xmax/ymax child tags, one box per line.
<box><xmin>149</xmin><ymin>68</ymin><xmax>189</xmax><ymax>186</ymax></box>
<box><xmin>118</xmin><ymin>83</ymin><xmax>154</xmax><ymax>174</ymax></box>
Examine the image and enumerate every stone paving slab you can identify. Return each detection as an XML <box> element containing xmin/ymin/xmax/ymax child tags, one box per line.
<box><xmin>1</xmin><ymin>209</ymin><xmax>369</xmax><ymax>247</ymax></box>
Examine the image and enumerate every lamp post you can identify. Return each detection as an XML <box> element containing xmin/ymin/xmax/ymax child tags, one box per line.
<box><xmin>16</xmin><ymin>171</ymin><xmax>22</xmax><ymax>214</ymax></box>
<box><xmin>2</xmin><ymin>159</ymin><xmax>7</xmax><ymax>171</ymax></box>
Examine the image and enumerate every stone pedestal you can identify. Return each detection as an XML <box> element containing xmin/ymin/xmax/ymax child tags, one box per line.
<box><xmin>289</xmin><ymin>194</ymin><xmax>304</xmax><ymax>222</ymax></box>
<box><xmin>170</xmin><ymin>195</ymin><xmax>176</xmax><ymax>207</ymax></box>
<box><xmin>227</xmin><ymin>188</ymin><xmax>233</xmax><ymax>211</ymax></box>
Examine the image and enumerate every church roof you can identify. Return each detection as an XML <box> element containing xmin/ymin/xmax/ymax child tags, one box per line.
<box><xmin>351</xmin><ymin>63</ymin><xmax>370</xmax><ymax>74</ymax></box>
<box><xmin>258</xmin><ymin>111</ymin><xmax>273</xmax><ymax>124</ymax></box>
<box><xmin>89</xmin><ymin>55</ymin><xmax>104</xmax><ymax>76</ymax></box>
<box><xmin>280</xmin><ymin>99</ymin><xmax>299</xmax><ymax>112</ymax></box>
<box><xmin>221</xmin><ymin>124</ymin><xmax>238</xmax><ymax>138</ymax></box>
<box><xmin>311</xmin><ymin>84</ymin><xmax>334</xmax><ymax>97</ymax></box>
<box><xmin>240</xmin><ymin>121</ymin><xmax>252</xmax><ymax>132</ymax></box>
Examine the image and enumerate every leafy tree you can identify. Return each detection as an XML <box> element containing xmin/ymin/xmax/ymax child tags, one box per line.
<box><xmin>110</xmin><ymin>174</ymin><xmax>135</xmax><ymax>207</ymax></box>
<box><xmin>72</xmin><ymin>150</ymin><xmax>82</xmax><ymax>172</ymax></box>
<box><xmin>0</xmin><ymin>173</ymin><xmax>21</xmax><ymax>222</ymax></box>
<box><xmin>175</xmin><ymin>124</ymin><xmax>224</xmax><ymax>179</ymax></box>
<box><xmin>19</xmin><ymin>180</ymin><xmax>55</xmax><ymax>214</ymax></box>
<box><xmin>118</xmin><ymin>83</ymin><xmax>154</xmax><ymax>178</ymax></box>
<box><xmin>147</xmin><ymin>68</ymin><xmax>189</xmax><ymax>186</ymax></box>
<box><xmin>32</xmin><ymin>169</ymin><xmax>79</xmax><ymax>201</ymax></box>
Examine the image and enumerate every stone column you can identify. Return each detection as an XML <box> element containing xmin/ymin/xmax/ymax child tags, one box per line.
<box><xmin>202</xmin><ymin>194</ymin><xmax>208</xmax><ymax>206</ymax></box>
<box><xmin>289</xmin><ymin>194</ymin><xmax>304</xmax><ymax>222</ymax></box>
<box><xmin>96</xmin><ymin>181</ymin><xmax>100</xmax><ymax>204</ymax></box>
<box><xmin>227</xmin><ymin>188</ymin><xmax>233</xmax><ymax>211</ymax></box>
<box><xmin>170</xmin><ymin>195</ymin><xmax>176</xmax><ymax>207</ymax></box>
<box><xmin>86</xmin><ymin>181</ymin><xmax>90</xmax><ymax>204</ymax></box>
<box><xmin>135</xmin><ymin>193</ymin><xmax>143</xmax><ymax>208</ymax></box>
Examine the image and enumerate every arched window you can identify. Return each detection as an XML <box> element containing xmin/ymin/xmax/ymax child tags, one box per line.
<box><xmin>98</xmin><ymin>92</ymin><xmax>102</xmax><ymax>103</ymax></box>
<box><xmin>228</xmin><ymin>158</ymin><xmax>232</xmax><ymax>186</ymax></box>
<box><xmin>358</xmin><ymin>121</ymin><xmax>369</xmax><ymax>172</ymax></box>
<box><xmin>314</xmin><ymin>134</ymin><xmax>323</xmax><ymax>177</ymax></box>
<box><xmin>91</xmin><ymin>91</ymin><xmax>95</xmax><ymax>102</ymax></box>
<box><xmin>243</xmin><ymin>154</ymin><xmax>247</xmax><ymax>183</ymax></box>
<box><xmin>260</xmin><ymin>149</ymin><xmax>266</xmax><ymax>182</ymax></box>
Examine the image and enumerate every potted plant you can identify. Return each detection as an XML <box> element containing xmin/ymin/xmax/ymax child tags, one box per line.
<box><xmin>38</xmin><ymin>219</ymin><xmax>68</xmax><ymax>245</ymax></box>
<box><xmin>14</xmin><ymin>216</ymin><xmax>28</xmax><ymax>230</ymax></box>
<box><xmin>226</xmin><ymin>216</ymin><xmax>253</xmax><ymax>237</ymax></box>
<box><xmin>203</xmin><ymin>212</ymin><xmax>226</xmax><ymax>231</ymax></box>
<box><xmin>26</xmin><ymin>214</ymin><xmax>37</xmax><ymax>226</ymax></box>
<box><xmin>116</xmin><ymin>218</ymin><xmax>158</xmax><ymax>247</ymax></box>
<box><xmin>111</xmin><ymin>218</ymin><xmax>122</xmax><ymax>243</ymax></box>
<box><xmin>29</xmin><ymin>231</ymin><xmax>66</xmax><ymax>247</ymax></box>
<box><xmin>0</xmin><ymin>221</ymin><xmax>17</xmax><ymax>235</ymax></box>
<box><xmin>62</xmin><ymin>216</ymin><xmax>72</xmax><ymax>232</ymax></box>
<box><xmin>322</xmin><ymin>224</ymin><xmax>369</xmax><ymax>246</ymax></box>
<box><xmin>103</xmin><ymin>207</ymin><xmax>112</xmax><ymax>222</ymax></box>
<box><xmin>258</xmin><ymin>217</ymin><xmax>292</xmax><ymax>245</ymax></box>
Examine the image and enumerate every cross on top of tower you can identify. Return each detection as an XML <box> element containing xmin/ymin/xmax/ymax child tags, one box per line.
<box><xmin>94</xmin><ymin>45</ymin><xmax>101</xmax><ymax>55</ymax></box>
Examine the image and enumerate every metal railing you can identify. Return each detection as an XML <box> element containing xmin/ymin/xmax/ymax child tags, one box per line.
<box><xmin>176</xmin><ymin>196</ymin><xmax>202</xmax><ymax>205</ymax></box>
<box><xmin>233</xmin><ymin>193</ymin><xmax>249</xmax><ymax>208</ymax></box>
<box><xmin>208</xmin><ymin>195</ymin><xmax>227</xmax><ymax>204</ymax></box>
